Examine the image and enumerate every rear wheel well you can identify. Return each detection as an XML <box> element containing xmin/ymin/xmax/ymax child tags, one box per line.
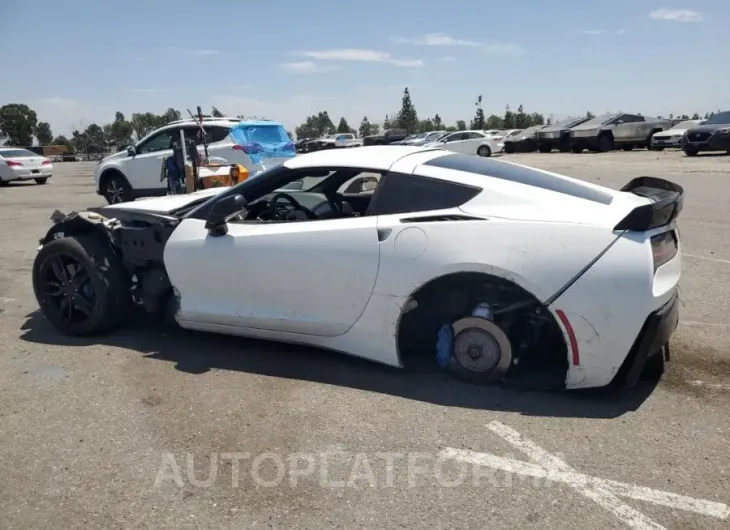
<box><xmin>396</xmin><ymin>272</ymin><xmax>569</xmax><ymax>389</ymax></box>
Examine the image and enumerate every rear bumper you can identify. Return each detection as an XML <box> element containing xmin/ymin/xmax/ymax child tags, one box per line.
<box><xmin>613</xmin><ymin>288</ymin><xmax>679</xmax><ymax>387</ymax></box>
<box><xmin>2</xmin><ymin>169</ymin><xmax>52</xmax><ymax>182</ymax></box>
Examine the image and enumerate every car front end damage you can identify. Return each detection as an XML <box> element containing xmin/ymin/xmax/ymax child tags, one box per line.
<box><xmin>37</xmin><ymin>207</ymin><xmax>181</xmax><ymax>317</ymax></box>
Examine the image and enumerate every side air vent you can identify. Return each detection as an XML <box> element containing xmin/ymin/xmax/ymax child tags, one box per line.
<box><xmin>400</xmin><ymin>214</ymin><xmax>485</xmax><ymax>223</ymax></box>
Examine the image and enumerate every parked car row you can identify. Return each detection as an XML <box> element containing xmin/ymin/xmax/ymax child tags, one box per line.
<box><xmin>503</xmin><ymin>111</ymin><xmax>730</xmax><ymax>156</ymax></box>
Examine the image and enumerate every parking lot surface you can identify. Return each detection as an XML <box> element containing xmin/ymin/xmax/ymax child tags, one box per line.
<box><xmin>1</xmin><ymin>150</ymin><xmax>728</xmax><ymax>529</ymax></box>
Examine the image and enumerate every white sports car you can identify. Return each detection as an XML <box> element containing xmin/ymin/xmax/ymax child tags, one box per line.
<box><xmin>32</xmin><ymin>146</ymin><xmax>682</xmax><ymax>391</ymax></box>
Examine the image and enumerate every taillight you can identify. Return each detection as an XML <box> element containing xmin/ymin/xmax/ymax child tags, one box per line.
<box><xmin>651</xmin><ymin>230</ymin><xmax>678</xmax><ymax>271</ymax></box>
<box><xmin>42</xmin><ymin>159</ymin><xmax>51</xmax><ymax>165</ymax></box>
<box><xmin>5</xmin><ymin>160</ymin><xmax>22</xmax><ymax>167</ymax></box>
<box><xmin>233</xmin><ymin>142</ymin><xmax>263</xmax><ymax>154</ymax></box>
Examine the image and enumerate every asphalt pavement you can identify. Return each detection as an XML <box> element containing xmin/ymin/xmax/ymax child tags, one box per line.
<box><xmin>0</xmin><ymin>151</ymin><xmax>728</xmax><ymax>529</ymax></box>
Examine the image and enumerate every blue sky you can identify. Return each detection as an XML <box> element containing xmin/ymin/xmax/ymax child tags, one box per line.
<box><xmin>1</xmin><ymin>0</ymin><xmax>728</xmax><ymax>135</ymax></box>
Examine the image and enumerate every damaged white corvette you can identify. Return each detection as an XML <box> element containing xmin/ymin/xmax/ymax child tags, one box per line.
<box><xmin>32</xmin><ymin>146</ymin><xmax>682</xmax><ymax>390</ymax></box>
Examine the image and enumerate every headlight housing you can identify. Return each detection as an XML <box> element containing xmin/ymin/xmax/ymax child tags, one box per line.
<box><xmin>715</xmin><ymin>127</ymin><xmax>730</xmax><ymax>134</ymax></box>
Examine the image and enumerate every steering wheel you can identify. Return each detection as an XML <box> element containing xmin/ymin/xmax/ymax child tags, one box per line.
<box><xmin>268</xmin><ymin>192</ymin><xmax>317</xmax><ymax>220</ymax></box>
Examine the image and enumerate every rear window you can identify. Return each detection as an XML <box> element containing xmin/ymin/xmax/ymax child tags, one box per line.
<box><xmin>238</xmin><ymin>125</ymin><xmax>289</xmax><ymax>144</ymax></box>
<box><xmin>0</xmin><ymin>149</ymin><xmax>36</xmax><ymax>158</ymax></box>
<box><xmin>425</xmin><ymin>154</ymin><xmax>613</xmax><ymax>205</ymax></box>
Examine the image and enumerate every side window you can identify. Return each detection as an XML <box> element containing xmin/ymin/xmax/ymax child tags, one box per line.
<box><xmin>182</xmin><ymin>126</ymin><xmax>204</xmax><ymax>145</ymax></box>
<box><xmin>467</xmin><ymin>132</ymin><xmax>484</xmax><ymax>139</ymax></box>
<box><xmin>207</xmin><ymin>126</ymin><xmax>232</xmax><ymax>143</ymax></box>
<box><xmin>368</xmin><ymin>172</ymin><xmax>480</xmax><ymax>215</ymax></box>
<box><xmin>619</xmin><ymin>115</ymin><xmax>643</xmax><ymax>124</ymax></box>
<box><xmin>444</xmin><ymin>133</ymin><xmax>464</xmax><ymax>142</ymax></box>
<box><xmin>138</xmin><ymin>130</ymin><xmax>176</xmax><ymax>154</ymax></box>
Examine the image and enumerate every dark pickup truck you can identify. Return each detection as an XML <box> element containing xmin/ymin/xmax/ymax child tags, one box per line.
<box><xmin>362</xmin><ymin>128</ymin><xmax>408</xmax><ymax>146</ymax></box>
<box><xmin>680</xmin><ymin>110</ymin><xmax>730</xmax><ymax>156</ymax></box>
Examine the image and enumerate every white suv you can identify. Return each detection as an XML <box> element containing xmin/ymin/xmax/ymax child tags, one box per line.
<box><xmin>93</xmin><ymin>118</ymin><xmax>294</xmax><ymax>204</ymax></box>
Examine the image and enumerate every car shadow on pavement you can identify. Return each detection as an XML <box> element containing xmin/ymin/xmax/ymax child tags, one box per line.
<box><xmin>19</xmin><ymin>311</ymin><xmax>657</xmax><ymax>420</ymax></box>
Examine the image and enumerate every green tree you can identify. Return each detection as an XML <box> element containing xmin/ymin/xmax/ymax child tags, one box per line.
<box><xmin>108</xmin><ymin>112</ymin><xmax>133</xmax><ymax>148</ymax></box>
<box><xmin>528</xmin><ymin>112</ymin><xmax>545</xmax><ymax>126</ymax></box>
<box><xmin>383</xmin><ymin>114</ymin><xmax>391</xmax><ymax>129</ymax></box>
<box><xmin>369</xmin><ymin>123</ymin><xmax>380</xmax><ymax>136</ymax></box>
<box><xmin>0</xmin><ymin>103</ymin><xmax>38</xmax><ymax>146</ymax></box>
<box><xmin>432</xmin><ymin>114</ymin><xmax>443</xmax><ymax>130</ymax></box>
<box><xmin>586</xmin><ymin>111</ymin><xmax>595</xmax><ymax>119</ymax></box>
<box><xmin>502</xmin><ymin>105</ymin><xmax>515</xmax><ymax>128</ymax></box>
<box><xmin>35</xmin><ymin>122</ymin><xmax>53</xmax><ymax>145</ymax></box>
<box><xmin>455</xmin><ymin>120</ymin><xmax>467</xmax><ymax>131</ymax></box>
<box><xmin>159</xmin><ymin>108</ymin><xmax>182</xmax><ymax>125</ymax></box>
<box><xmin>514</xmin><ymin>104</ymin><xmax>528</xmax><ymax>128</ymax></box>
<box><xmin>486</xmin><ymin>115</ymin><xmax>503</xmax><ymax>129</ymax></box>
<box><xmin>84</xmin><ymin>124</ymin><xmax>105</xmax><ymax>146</ymax></box>
<box><xmin>51</xmin><ymin>135</ymin><xmax>73</xmax><ymax>151</ymax></box>
<box><xmin>691</xmin><ymin>113</ymin><xmax>700</xmax><ymax>120</ymax></box>
<box><xmin>211</xmin><ymin>106</ymin><xmax>224</xmax><ymax>117</ymax></box>
<box><xmin>294</xmin><ymin>111</ymin><xmax>335</xmax><ymax>139</ymax></box>
<box><xmin>396</xmin><ymin>88</ymin><xmax>419</xmax><ymax>133</ymax></box>
<box><xmin>359</xmin><ymin>116</ymin><xmax>372</xmax><ymax>138</ymax></box>
<box><xmin>446</xmin><ymin>125</ymin><xmax>458</xmax><ymax>132</ymax></box>
<box><xmin>337</xmin><ymin>117</ymin><xmax>351</xmax><ymax>133</ymax></box>
<box><xmin>471</xmin><ymin>95</ymin><xmax>485</xmax><ymax>130</ymax></box>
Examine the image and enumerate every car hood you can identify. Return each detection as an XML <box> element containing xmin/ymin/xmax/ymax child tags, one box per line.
<box><xmin>686</xmin><ymin>123</ymin><xmax>730</xmax><ymax>133</ymax></box>
<box><xmin>103</xmin><ymin>187</ymin><xmax>226</xmax><ymax>215</ymax></box>
<box><xmin>656</xmin><ymin>127</ymin><xmax>689</xmax><ymax>136</ymax></box>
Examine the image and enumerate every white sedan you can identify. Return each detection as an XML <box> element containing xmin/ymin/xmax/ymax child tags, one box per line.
<box><xmin>0</xmin><ymin>148</ymin><xmax>53</xmax><ymax>185</ymax></box>
<box><xmin>650</xmin><ymin>119</ymin><xmax>705</xmax><ymax>149</ymax></box>
<box><xmin>32</xmin><ymin>146</ymin><xmax>682</xmax><ymax>391</ymax></box>
<box><xmin>424</xmin><ymin>130</ymin><xmax>504</xmax><ymax>157</ymax></box>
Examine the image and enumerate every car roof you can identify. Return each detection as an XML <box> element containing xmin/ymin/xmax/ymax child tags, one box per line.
<box><xmin>283</xmin><ymin>146</ymin><xmax>444</xmax><ymax>171</ymax></box>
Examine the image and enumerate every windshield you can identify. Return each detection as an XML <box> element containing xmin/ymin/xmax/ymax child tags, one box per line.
<box><xmin>277</xmin><ymin>171</ymin><xmax>336</xmax><ymax>192</ymax></box>
<box><xmin>705</xmin><ymin>111</ymin><xmax>730</xmax><ymax>125</ymax></box>
<box><xmin>0</xmin><ymin>149</ymin><xmax>37</xmax><ymax>158</ymax></box>
<box><xmin>425</xmin><ymin>132</ymin><xmax>445</xmax><ymax>141</ymax></box>
<box><xmin>506</xmin><ymin>130</ymin><xmax>523</xmax><ymax>137</ymax></box>
<box><xmin>579</xmin><ymin>114</ymin><xmax>617</xmax><ymax>127</ymax></box>
<box><xmin>673</xmin><ymin>120</ymin><xmax>702</xmax><ymax>130</ymax></box>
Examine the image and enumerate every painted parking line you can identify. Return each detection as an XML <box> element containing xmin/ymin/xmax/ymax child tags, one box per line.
<box><xmin>440</xmin><ymin>421</ymin><xmax>729</xmax><ymax>530</ymax></box>
<box><xmin>684</xmin><ymin>253</ymin><xmax>730</xmax><ymax>265</ymax></box>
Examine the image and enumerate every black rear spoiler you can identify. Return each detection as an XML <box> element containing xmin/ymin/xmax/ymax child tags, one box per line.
<box><xmin>614</xmin><ymin>177</ymin><xmax>684</xmax><ymax>231</ymax></box>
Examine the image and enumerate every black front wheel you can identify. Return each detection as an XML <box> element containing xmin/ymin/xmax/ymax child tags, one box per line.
<box><xmin>35</xmin><ymin>177</ymin><xmax>49</xmax><ymax>185</ymax></box>
<box><xmin>33</xmin><ymin>235</ymin><xmax>130</xmax><ymax>336</ymax></box>
<box><xmin>597</xmin><ymin>134</ymin><xmax>614</xmax><ymax>152</ymax></box>
<box><xmin>102</xmin><ymin>174</ymin><xmax>133</xmax><ymax>204</ymax></box>
<box><xmin>477</xmin><ymin>145</ymin><xmax>492</xmax><ymax>157</ymax></box>
<box><xmin>683</xmin><ymin>148</ymin><xmax>699</xmax><ymax>157</ymax></box>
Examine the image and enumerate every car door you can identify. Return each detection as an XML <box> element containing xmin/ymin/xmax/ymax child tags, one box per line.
<box><xmin>449</xmin><ymin>132</ymin><xmax>483</xmax><ymax>154</ymax></box>
<box><xmin>163</xmin><ymin>169</ymin><xmax>381</xmax><ymax>337</ymax></box>
<box><xmin>440</xmin><ymin>132</ymin><xmax>468</xmax><ymax>152</ymax></box>
<box><xmin>612</xmin><ymin>114</ymin><xmax>644</xmax><ymax>142</ymax></box>
<box><xmin>125</xmin><ymin>128</ymin><xmax>179</xmax><ymax>190</ymax></box>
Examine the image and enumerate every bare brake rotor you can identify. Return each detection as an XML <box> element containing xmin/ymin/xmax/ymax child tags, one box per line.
<box><xmin>451</xmin><ymin>317</ymin><xmax>513</xmax><ymax>380</ymax></box>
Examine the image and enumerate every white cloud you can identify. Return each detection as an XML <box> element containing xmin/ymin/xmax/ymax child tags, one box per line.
<box><xmin>617</xmin><ymin>29</ymin><xmax>625</xmax><ymax>34</ymax></box>
<box><xmin>482</xmin><ymin>43</ymin><xmax>525</xmax><ymax>56</ymax></box>
<box><xmin>395</xmin><ymin>33</ymin><xmax>523</xmax><ymax>56</ymax></box>
<box><xmin>280</xmin><ymin>61</ymin><xmax>339</xmax><ymax>74</ymax></box>
<box><xmin>166</xmin><ymin>46</ymin><xmax>220</xmax><ymax>56</ymax></box>
<box><xmin>649</xmin><ymin>8</ymin><xmax>703</xmax><ymax>22</ymax></box>
<box><xmin>297</xmin><ymin>48</ymin><xmax>424</xmax><ymax>67</ymax></box>
<box><xmin>132</xmin><ymin>88</ymin><xmax>160</xmax><ymax>93</ymax></box>
<box><xmin>394</xmin><ymin>33</ymin><xmax>483</xmax><ymax>47</ymax></box>
<box><xmin>442</xmin><ymin>56</ymin><xmax>455</xmax><ymax>62</ymax></box>
<box><xmin>579</xmin><ymin>29</ymin><xmax>607</xmax><ymax>35</ymax></box>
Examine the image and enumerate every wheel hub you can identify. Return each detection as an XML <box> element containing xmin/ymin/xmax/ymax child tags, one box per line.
<box><xmin>450</xmin><ymin>317</ymin><xmax>513</xmax><ymax>379</ymax></box>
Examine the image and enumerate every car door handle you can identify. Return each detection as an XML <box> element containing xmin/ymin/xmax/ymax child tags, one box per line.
<box><xmin>377</xmin><ymin>228</ymin><xmax>392</xmax><ymax>242</ymax></box>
